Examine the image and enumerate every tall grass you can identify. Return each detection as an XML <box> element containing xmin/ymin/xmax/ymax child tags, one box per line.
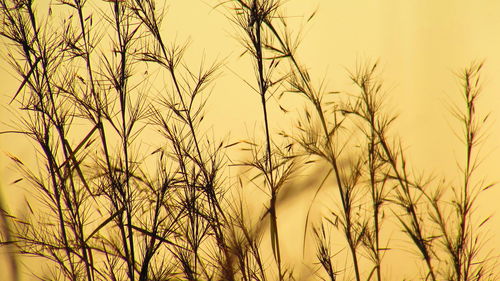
<box><xmin>0</xmin><ymin>1</ymin><xmax>498</xmax><ymax>281</ymax></box>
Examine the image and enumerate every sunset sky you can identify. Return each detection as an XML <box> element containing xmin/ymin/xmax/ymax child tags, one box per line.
<box><xmin>1</xmin><ymin>1</ymin><xmax>500</xmax><ymax>280</ymax></box>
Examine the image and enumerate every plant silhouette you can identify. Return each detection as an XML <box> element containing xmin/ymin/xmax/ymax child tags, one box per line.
<box><xmin>0</xmin><ymin>1</ymin><xmax>498</xmax><ymax>281</ymax></box>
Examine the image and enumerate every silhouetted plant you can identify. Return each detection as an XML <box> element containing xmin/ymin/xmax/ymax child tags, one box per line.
<box><xmin>423</xmin><ymin>63</ymin><xmax>497</xmax><ymax>281</ymax></box>
<box><xmin>0</xmin><ymin>1</ymin><xmax>498</xmax><ymax>281</ymax></box>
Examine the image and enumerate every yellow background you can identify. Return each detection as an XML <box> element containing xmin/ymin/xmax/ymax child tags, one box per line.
<box><xmin>1</xmin><ymin>0</ymin><xmax>500</xmax><ymax>280</ymax></box>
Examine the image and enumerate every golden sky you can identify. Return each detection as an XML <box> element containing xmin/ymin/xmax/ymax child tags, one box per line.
<box><xmin>1</xmin><ymin>1</ymin><xmax>500</xmax><ymax>280</ymax></box>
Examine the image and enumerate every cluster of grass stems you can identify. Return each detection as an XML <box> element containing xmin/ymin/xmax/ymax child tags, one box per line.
<box><xmin>0</xmin><ymin>0</ymin><xmax>497</xmax><ymax>280</ymax></box>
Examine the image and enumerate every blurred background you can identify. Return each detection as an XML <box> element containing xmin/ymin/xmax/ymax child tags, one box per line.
<box><xmin>1</xmin><ymin>0</ymin><xmax>499</xmax><ymax>280</ymax></box>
